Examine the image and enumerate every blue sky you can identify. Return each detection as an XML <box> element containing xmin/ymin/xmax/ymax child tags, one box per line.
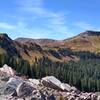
<box><xmin>0</xmin><ymin>0</ymin><xmax>100</xmax><ymax>40</ymax></box>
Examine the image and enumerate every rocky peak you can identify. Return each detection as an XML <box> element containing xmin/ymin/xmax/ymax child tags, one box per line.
<box><xmin>0</xmin><ymin>33</ymin><xmax>11</xmax><ymax>42</ymax></box>
<box><xmin>0</xmin><ymin>33</ymin><xmax>13</xmax><ymax>46</ymax></box>
<box><xmin>79</xmin><ymin>30</ymin><xmax>100</xmax><ymax>37</ymax></box>
<box><xmin>0</xmin><ymin>33</ymin><xmax>8</xmax><ymax>38</ymax></box>
<box><xmin>0</xmin><ymin>34</ymin><xmax>20</xmax><ymax>57</ymax></box>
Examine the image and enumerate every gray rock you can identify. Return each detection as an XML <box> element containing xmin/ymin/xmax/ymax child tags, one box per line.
<box><xmin>4</xmin><ymin>76</ymin><xmax>23</xmax><ymax>95</ymax></box>
<box><xmin>42</xmin><ymin>76</ymin><xmax>72</xmax><ymax>91</ymax></box>
<box><xmin>16</xmin><ymin>81</ymin><xmax>36</xmax><ymax>97</ymax></box>
<box><xmin>41</xmin><ymin>76</ymin><xmax>62</xmax><ymax>90</ymax></box>
<box><xmin>0</xmin><ymin>64</ymin><xmax>15</xmax><ymax>77</ymax></box>
<box><xmin>0</xmin><ymin>75</ymin><xmax>99</xmax><ymax>100</ymax></box>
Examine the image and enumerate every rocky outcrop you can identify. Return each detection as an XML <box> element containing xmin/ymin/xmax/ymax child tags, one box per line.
<box><xmin>0</xmin><ymin>65</ymin><xmax>17</xmax><ymax>96</ymax></box>
<box><xmin>79</xmin><ymin>30</ymin><xmax>100</xmax><ymax>36</ymax></box>
<box><xmin>0</xmin><ymin>75</ymin><xmax>99</xmax><ymax>100</ymax></box>
<box><xmin>0</xmin><ymin>65</ymin><xmax>99</xmax><ymax>100</ymax></box>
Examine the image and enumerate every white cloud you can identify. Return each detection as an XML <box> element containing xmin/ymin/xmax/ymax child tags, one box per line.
<box><xmin>0</xmin><ymin>22</ymin><xmax>15</xmax><ymax>29</ymax></box>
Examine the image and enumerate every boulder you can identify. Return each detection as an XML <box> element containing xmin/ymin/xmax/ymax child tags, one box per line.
<box><xmin>16</xmin><ymin>81</ymin><xmax>37</xmax><ymax>97</ymax></box>
<box><xmin>41</xmin><ymin>76</ymin><xmax>63</xmax><ymax>90</ymax></box>
<box><xmin>0</xmin><ymin>64</ymin><xmax>15</xmax><ymax>77</ymax></box>
<box><xmin>41</xmin><ymin>76</ymin><xmax>71</xmax><ymax>91</ymax></box>
<box><xmin>4</xmin><ymin>76</ymin><xmax>23</xmax><ymax>95</ymax></box>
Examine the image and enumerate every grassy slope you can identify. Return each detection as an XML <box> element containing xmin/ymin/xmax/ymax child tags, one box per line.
<box><xmin>63</xmin><ymin>36</ymin><xmax>100</xmax><ymax>53</ymax></box>
<box><xmin>12</xmin><ymin>35</ymin><xmax>100</xmax><ymax>64</ymax></box>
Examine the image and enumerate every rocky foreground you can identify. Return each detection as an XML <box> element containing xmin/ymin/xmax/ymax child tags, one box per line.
<box><xmin>0</xmin><ymin>64</ymin><xmax>100</xmax><ymax>100</ymax></box>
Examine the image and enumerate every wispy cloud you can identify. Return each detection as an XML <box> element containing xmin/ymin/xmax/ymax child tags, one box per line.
<box><xmin>16</xmin><ymin>0</ymin><xmax>45</xmax><ymax>16</ymax></box>
<box><xmin>0</xmin><ymin>22</ymin><xmax>15</xmax><ymax>29</ymax></box>
<box><xmin>74</xmin><ymin>22</ymin><xmax>100</xmax><ymax>31</ymax></box>
<box><xmin>14</xmin><ymin>0</ymin><xmax>70</xmax><ymax>38</ymax></box>
<box><xmin>0</xmin><ymin>0</ymin><xmax>71</xmax><ymax>39</ymax></box>
<box><xmin>47</xmin><ymin>13</ymin><xmax>70</xmax><ymax>34</ymax></box>
<box><xmin>13</xmin><ymin>22</ymin><xmax>51</xmax><ymax>38</ymax></box>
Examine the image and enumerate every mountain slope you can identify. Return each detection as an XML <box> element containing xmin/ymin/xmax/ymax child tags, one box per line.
<box><xmin>63</xmin><ymin>31</ymin><xmax>100</xmax><ymax>52</ymax></box>
<box><xmin>16</xmin><ymin>30</ymin><xmax>100</xmax><ymax>53</ymax></box>
<box><xmin>0</xmin><ymin>34</ymin><xmax>76</xmax><ymax>66</ymax></box>
<box><xmin>14</xmin><ymin>30</ymin><xmax>100</xmax><ymax>63</ymax></box>
<box><xmin>0</xmin><ymin>34</ymin><xmax>20</xmax><ymax>56</ymax></box>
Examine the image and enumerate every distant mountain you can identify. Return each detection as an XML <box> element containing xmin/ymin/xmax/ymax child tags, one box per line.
<box><xmin>63</xmin><ymin>31</ymin><xmax>100</xmax><ymax>52</ymax></box>
<box><xmin>0</xmin><ymin>33</ymin><xmax>76</xmax><ymax>66</ymax></box>
<box><xmin>15</xmin><ymin>38</ymin><xmax>63</xmax><ymax>48</ymax></box>
<box><xmin>15</xmin><ymin>30</ymin><xmax>100</xmax><ymax>53</ymax></box>
<box><xmin>15</xmin><ymin>38</ymin><xmax>56</xmax><ymax>45</ymax></box>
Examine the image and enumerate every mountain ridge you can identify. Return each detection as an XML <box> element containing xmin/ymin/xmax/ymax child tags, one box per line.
<box><xmin>15</xmin><ymin>30</ymin><xmax>100</xmax><ymax>51</ymax></box>
<box><xmin>79</xmin><ymin>30</ymin><xmax>100</xmax><ymax>36</ymax></box>
<box><xmin>1</xmin><ymin>30</ymin><xmax>100</xmax><ymax>59</ymax></box>
<box><xmin>1</xmin><ymin>30</ymin><xmax>100</xmax><ymax>63</ymax></box>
